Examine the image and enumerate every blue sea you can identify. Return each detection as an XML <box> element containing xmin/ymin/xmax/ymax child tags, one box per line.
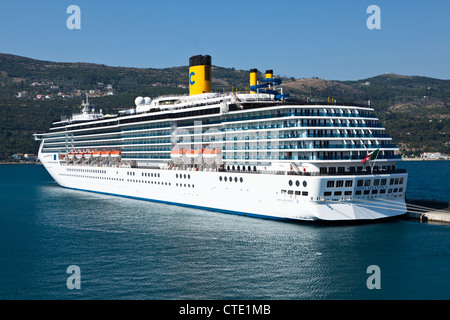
<box><xmin>0</xmin><ymin>161</ymin><xmax>449</xmax><ymax>300</ymax></box>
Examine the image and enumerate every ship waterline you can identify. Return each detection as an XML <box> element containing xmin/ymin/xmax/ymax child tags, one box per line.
<box><xmin>34</xmin><ymin>55</ymin><xmax>408</xmax><ymax>221</ymax></box>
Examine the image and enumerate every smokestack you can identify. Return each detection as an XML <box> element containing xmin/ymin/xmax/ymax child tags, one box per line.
<box><xmin>189</xmin><ymin>55</ymin><xmax>212</xmax><ymax>96</ymax></box>
<box><xmin>250</xmin><ymin>68</ymin><xmax>258</xmax><ymax>94</ymax></box>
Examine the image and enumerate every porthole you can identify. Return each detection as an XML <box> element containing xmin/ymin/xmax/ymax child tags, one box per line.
<box><xmin>234</xmin><ymin>177</ymin><xmax>238</xmax><ymax>182</ymax></box>
<box><xmin>219</xmin><ymin>176</ymin><xmax>223</xmax><ymax>181</ymax></box>
<box><xmin>296</xmin><ymin>180</ymin><xmax>300</xmax><ymax>187</ymax></box>
<box><xmin>240</xmin><ymin>177</ymin><xmax>243</xmax><ymax>183</ymax></box>
<box><xmin>176</xmin><ymin>174</ymin><xmax>178</xmax><ymax>178</ymax></box>
<box><xmin>289</xmin><ymin>180</ymin><xmax>293</xmax><ymax>186</ymax></box>
<box><xmin>224</xmin><ymin>177</ymin><xmax>227</xmax><ymax>182</ymax></box>
<box><xmin>229</xmin><ymin>177</ymin><xmax>232</xmax><ymax>182</ymax></box>
<box><xmin>303</xmin><ymin>181</ymin><xmax>307</xmax><ymax>187</ymax></box>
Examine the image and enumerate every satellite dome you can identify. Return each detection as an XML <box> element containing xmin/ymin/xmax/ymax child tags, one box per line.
<box><xmin>144</xmin><ymin>97</ymin><xmax>152</xmax><ymax>105</ymax></box>
<box><xmin>134</xmin><ymin>96</ymin><xmax>145</xmax><ymax>106</ymax></box>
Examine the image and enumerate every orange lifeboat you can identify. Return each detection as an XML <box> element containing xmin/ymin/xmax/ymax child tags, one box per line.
<box><xmin>186</xmin><ymin>148</ymin><xmax>202</xmax><ymax>158</ymax></box>
<box><xmin>101</xmin><ymin>150</ymin><xmax>111</xmax><ymax>158</ymax></box>
<box><xmin>93</xmin><ymin>150</ymin><xmax>102</xmax><ymax>158</ymax></box>
<box><xmin>110</xmin><ymin>150</ymin><xmax>122</xmax><ymax>158</ymax></box>
<box><xmin>75</xmin><ymin>150</ymin><xmax>84</xmax><ymax>159</ymax></box>
<box><xmin>170</xmin><ymin>148</ymin><xmax>184</xmax><ymax>159</ymax></box>
<box><xmin>202</xmin><ymin>148</ymin><xmax>222</xmax><ymax>158</ymax></box>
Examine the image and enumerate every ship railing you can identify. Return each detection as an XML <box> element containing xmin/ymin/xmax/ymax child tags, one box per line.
<box><xmin>283</xmin><ymin>99</ymin><xmax>372</xmax><ymax>109</ymax></box>
<box><xmin>286</xmin><ymin>168</ymin><xmax>407</xmax><ymax>176</ymax></box>
<box><xmin>218</xmin><ymin>167</ymin><xmax>407</xmax><ymax>176</ymax></box>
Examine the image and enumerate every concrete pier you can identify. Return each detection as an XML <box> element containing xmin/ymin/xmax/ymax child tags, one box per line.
<box><xmin>404</xmin><ymin>199</ymin><xmax>450</xmax><ymax>224</ymax></box>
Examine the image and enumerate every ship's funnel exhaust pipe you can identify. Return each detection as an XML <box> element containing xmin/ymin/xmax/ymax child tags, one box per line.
<box><xmin>250</xmin><ymin>68</ymin><xmax>258</xmax><ymax>94</ymax></box>
<box><xmin>189</xmin><ymin>55</ymin><xmax>212</xmax><ymax>96</ymax></box>
<box><xmin>265</xmin><ymin>69</ymin><xmax>273</xmax><ymax>80</ymax></box>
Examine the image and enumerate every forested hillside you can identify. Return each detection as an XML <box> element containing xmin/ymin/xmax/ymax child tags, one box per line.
<box><xmin>0</xmin><ymin>53</ymin><xmax>448</xmax><ymax>160</ymax></box>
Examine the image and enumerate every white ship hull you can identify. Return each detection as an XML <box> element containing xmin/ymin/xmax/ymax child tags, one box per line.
<box><xmin>39</xmin><ymin>149</ymin><xmax>408</xmax><ymax>221</ymax></box>
<box><xmin>34</xmin><ymin>55</ymin><xmax>409</xmax><ymax>222</ymax></box>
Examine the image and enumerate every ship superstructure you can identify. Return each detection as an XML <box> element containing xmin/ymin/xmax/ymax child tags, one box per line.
<box><xmin>34</xmin><ymin>55</ymin><xmax>408</xmax><ymax>221</ymax></box>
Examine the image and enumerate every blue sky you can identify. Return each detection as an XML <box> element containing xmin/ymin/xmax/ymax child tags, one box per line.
<box><xmin>0</xmin><ymin>0</ymin><xmax>449</xmax><ymax>80</ymax></box>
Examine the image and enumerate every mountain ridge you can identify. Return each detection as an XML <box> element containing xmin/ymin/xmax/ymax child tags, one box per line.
<box><xmin>0</xmin><ymin>53</ymin><xmax>449</xmax><ymax>159</ymax></box>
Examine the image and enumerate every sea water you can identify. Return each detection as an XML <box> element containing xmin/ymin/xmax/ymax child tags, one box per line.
<box><xmin>0</xmin><ymin>162</ymin><xmax>449</xmax><ymax>300</ymax></box>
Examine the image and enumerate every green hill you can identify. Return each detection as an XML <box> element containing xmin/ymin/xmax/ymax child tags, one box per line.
<box><xmin>0</xmin><ymin>53</ymin><xmax>449</xmax><ymax>160</ymax></box>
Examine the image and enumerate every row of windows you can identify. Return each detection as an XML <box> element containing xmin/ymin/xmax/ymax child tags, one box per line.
<box><xmin>356</xmin><ymin>177</ymin><xmax>404</xmax><ymax>187</ymax></box>
<box><xmin>325</xmin><ymin>177</ymin><xmax>405</xmax><ymax>189</ymax></box>
<box><xmin>126</xmin><ymin>179</ymin><xmax>169</xmax><ymax>186</ymax></box>
<box><xmin>60</xmin><ymin>173</ymin><xmax>123</xmax><ymax>181</ymax></box>
<box><xmin>67</xmin><ymin>168</ymin><xmax>106</xmax><ymax>174</ymax></box>
<box><xmin>324</xmin><ymin>187</ymin><xmax>404</xmax><ymax>197</ymax></box>
<box><xmin>127</xmin><ymin>171</ymin><xmax>162</xmax><ymax>178</ymax></box>
<box><xmin>288</xmin><ymin>180</ymin><xmax>308</xmax><ymax>188</ymax></box>
<box><xmin>142</xmin><ymin>172</ymin><xmax>160</xmax><ymax>178</ymax></box>
<box><xmin>219</xmin><ymin>176</ymin><xmax>244</xmax><ymax>183</ymax></box>
<box><xmin>176</xmin><ymin>173</ymin><xmax>191</xmax><ymax>179</ymax></box>
<box><xmin>281</xmin><ymin>190</ymin><xmax>309</xmax><ymax>196</ymax></box>
<box><xmin>326</xmin><ymin>180</ymin><xmax>353</xmax><ymax>188</ymax></box>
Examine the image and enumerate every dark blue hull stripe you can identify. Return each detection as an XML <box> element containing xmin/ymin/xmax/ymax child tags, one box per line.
<box><xmin>62</xmin><ymin>185</ymin><xmax>296</xmax><ymax>221</ymax></box>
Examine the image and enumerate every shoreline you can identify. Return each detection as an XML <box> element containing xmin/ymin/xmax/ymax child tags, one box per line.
<box><xmin>1</xmin><ymin>158</ymin><xmax>449</xmax><ymax>164</ymax></box>
<box><xmin>401</xmin><ymin>158</ymin><xmax>449</xmax><ymax>161</ymax></box>
<box><xmin>0</xmin><ymin>161</ymin><xmax>42</xmax><ymax>165</ymax></box>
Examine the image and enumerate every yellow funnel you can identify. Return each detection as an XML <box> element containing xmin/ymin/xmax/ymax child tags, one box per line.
<box><xmin>265</xmin><ymin>69</ymin><xmax>273</xmax><ymax>79</ymax></box>
<box><xmin>250</xmin><ymin>68</ymin><xmax>257</xmax><ymax>94</ymax></box>
<box><xmin>189</xmin><ymin>55</ymin><xmax>212</xmax><ymax>96</ymax></box>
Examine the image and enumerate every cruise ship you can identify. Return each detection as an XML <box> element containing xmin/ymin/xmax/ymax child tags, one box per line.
<box><xmin>34</xmin><ymin>55</ymin><xmax>408</xmax><ymax>221</ymax></box>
